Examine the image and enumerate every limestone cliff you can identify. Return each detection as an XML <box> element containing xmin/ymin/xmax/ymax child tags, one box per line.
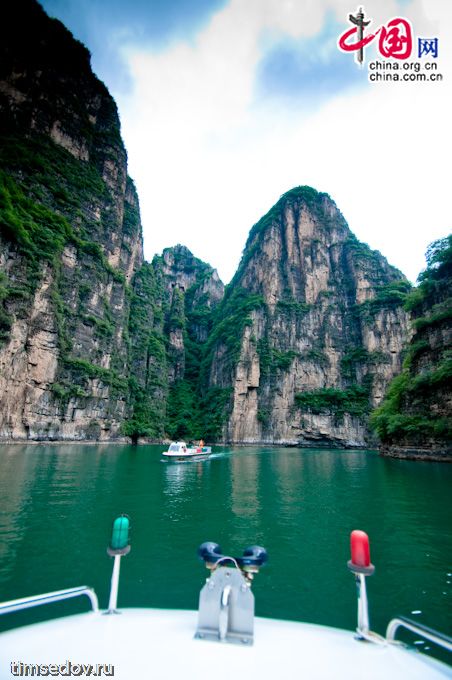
<box><xmin>159</xmin><ymin>244</ymin><xmax>224</xmax><ymax>381</ymax></box>
<box><xmin>0</xmin><ymin>0</ymin><xmax>143</xmax><ymax>439</ymax></box>
<box><xmin>0</xmin><ymin>1</ymin><xmax>426</xmax><ymax>448</ymax></box>
<box><xmin>371</xmin><ymin>236</ymin><xmax>452</xmax><ymax>461</ymax></box>
<box><xmin>204</xmin><ymin>187</ymin><xmax>411</xmax><ymax>446</ymax></box>
<box><xmin>124</xmin><ymin>245</ymin><xmax>224</xmax><ymax>442</ymax></box>
<box><xmin>0</xmin><ymin>1</ymin><xmax>225</xmax><ymax>443</ymax></box>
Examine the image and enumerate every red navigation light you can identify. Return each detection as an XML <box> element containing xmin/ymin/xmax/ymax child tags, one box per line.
<box><xmin>351</xmin><ymin>530</ymin><xmax>370</xmax><ymax>568</ymax></box>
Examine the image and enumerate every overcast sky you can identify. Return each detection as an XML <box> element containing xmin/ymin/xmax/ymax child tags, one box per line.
<box><xmin>40</xmin><ymin>0</ymin><xmax>452</xmax><ymax>284</ymax></box>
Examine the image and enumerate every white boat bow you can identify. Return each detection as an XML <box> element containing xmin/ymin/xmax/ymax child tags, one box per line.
<box><xmin>1</xmin><ymin>519</ymin><xmax>450</xmax><ymax>679</ymax></box>
<box><xmin>1</xmin><ymin>608</ymin><xmax>451</xmax><ymax>680</ymax></box>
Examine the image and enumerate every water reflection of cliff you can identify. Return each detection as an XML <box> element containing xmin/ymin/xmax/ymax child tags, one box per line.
<box><xmin>0</xmin><ymin>446</ymin><xmax>41</xmax><ymax>584</ymax></box>
<box><xmin>230</xmin><ymin>451</ymin><xmax>260</xmax><ymax>519</ymax></box>
<box><xmin>0</xmin><ymin>444</ymin><xmax>128</xmax><ymax>599</ymax></box>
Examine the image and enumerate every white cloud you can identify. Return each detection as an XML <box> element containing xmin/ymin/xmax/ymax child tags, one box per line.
<box><xmin>115</xmin><ymin>0</ymin><xmax>452</xmax><ymax>284</ymax></box>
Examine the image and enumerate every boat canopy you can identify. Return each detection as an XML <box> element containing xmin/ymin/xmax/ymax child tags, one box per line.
<box><xmin>168</xmin><ymin>442</ymin><xmax>186</xmax><ymax>452</ymax></box>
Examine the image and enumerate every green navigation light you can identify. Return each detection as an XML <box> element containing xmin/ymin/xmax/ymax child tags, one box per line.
<box><xmin>109</xmin><ymin>515</ymin><xmax>130</xmax><ymax>554</ymax></box>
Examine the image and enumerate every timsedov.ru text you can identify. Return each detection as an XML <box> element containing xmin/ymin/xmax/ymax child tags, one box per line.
<box><xmin>10</xmin><ymin>661</ymin><xmax>114</xmax><ymax>677</ymax></box>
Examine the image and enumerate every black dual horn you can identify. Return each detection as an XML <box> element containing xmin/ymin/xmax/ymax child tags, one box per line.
<box><xmin>198</xmin><ymin>542</ymin><xmax>268</xmax><ymax>569</ymax></box>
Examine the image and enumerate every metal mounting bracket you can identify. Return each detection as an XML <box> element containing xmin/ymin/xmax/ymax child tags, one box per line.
<box><xmin>195</xmin><ymin>566</ymin><xmax>255</xmax><ymax>645</ymax></box>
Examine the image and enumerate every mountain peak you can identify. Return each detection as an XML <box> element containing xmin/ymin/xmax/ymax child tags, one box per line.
<box><xmin>243</xmin><ymin>186</ymin><xmax>337</xmax><ymax>252</ymax></box>
<box><xmin>205</xmin><ymin>187</ymin><xmax>410</xmax><ymax>445</ymax></box>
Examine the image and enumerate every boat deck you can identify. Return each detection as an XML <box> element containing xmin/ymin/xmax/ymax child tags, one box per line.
<box><xmin>1</xmin><ymin>609</ymin><xmax>451</xmax><ymax>679</ymax></box>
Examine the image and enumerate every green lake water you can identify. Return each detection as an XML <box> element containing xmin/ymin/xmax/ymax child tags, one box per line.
<box><xmin>0</xmin><ymin>444</ymin><xmax>451</xmax><ymax>654</ymax></box>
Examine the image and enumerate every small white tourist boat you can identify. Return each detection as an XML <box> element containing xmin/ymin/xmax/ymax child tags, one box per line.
<box><xmin>162</xmin><ymin>440</ymin><xmax>212</xmax><ymax>461</ymax></box>
<box><xmin>0</xmin><ymin>519</ymin><xmax>451</xmax><ymax>679</ymax></box>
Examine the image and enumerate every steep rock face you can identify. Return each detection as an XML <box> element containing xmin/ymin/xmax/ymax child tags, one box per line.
<box><xmin>154</xmin><ymin>246</ymin><xmax>224</xmax><ymax>440</ymax></box>
<box><xmin>0</xmin><ymin>0</ymin><xmax>143</xmax><ymax>439</ymax></box>
<box><xmin>372</xmin><ymin>236</ymin><xmax>452</xmax><ymax>461</ymax></box>
<box><xmin>123</xmin><ymin>245</ymin><xmax>224</xmax><ymax>442</ymax></box>
<box><xmin>159</xmin><ymin>245</ymin><xmax>224</xmax><ymax>381</ymax></box>
<box><xmin>160</xmin><ymin>245</ymin><xmax>224</xmax><ymax>308</ymax></box>
<box><xmin>206</xmin><ymin>187</ymin><xmax>410</xmax><ymax>446</ymax></box>
<box><xmin>0</xmin><ymin>2</ymin><xmax>421</xmax><ymax>447</ymax></box>
<box><xmin>0</xmin><ymin>2</ymin><xmax>226</xmax><ymax>443</ymax></box>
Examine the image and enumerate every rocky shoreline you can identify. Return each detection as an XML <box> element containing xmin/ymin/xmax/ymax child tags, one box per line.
<box><xmin>380</xmin><ymin>445</ymin><xmax>452</xmax><ymax>463</ymax></box>
<box><xmin>2</xmin><ymin>438</ymin><xmax>452</xmax><ymax>463</ymax></box>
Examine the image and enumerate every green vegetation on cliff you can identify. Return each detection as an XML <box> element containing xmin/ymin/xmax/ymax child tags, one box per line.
<box><xmin>295</xmin><ymin>382</ymin><xmax>372</xmax><ymax>419</ymax></box>
<box><xmin>0</xmin><ymin>132</ymin><xmax>128</xmax><ymax>363</ymax></box>
<box><xmin>166</xmin><ymin>264</ymin><xmax>230</xmax><ymax>441</ymax></box>
<box><xmin>0</xmin><ymin>170</ymin><xmax>74</xmax><ymax>266</ymax></box>
<box><xmin>354</xmin><ymin>279</ymin><xmax>411</xmax><ymax>321</ymax></box>
<box><xmin>121</xmin><ymin>263</ymin><xmax>168</xmax><ymax>442</ymax></box>
<box><xmin>201</xmin><ymin>287</ymin><xmax>265</xmax><ymax>373</ymax></box>
<box><xmin>119</xmin><ymin>246</ymin><xmax>228</xmax><ymax>442</ymax></box>
<box><xmin>257</xmin><ymin>338</ymin><xmax>299</xmax><ymax>375</ymax></box>
<box><xmin>371</xmin><ymin>236</ymin><xmax>452</xmax><ymax>448</ymax></box>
